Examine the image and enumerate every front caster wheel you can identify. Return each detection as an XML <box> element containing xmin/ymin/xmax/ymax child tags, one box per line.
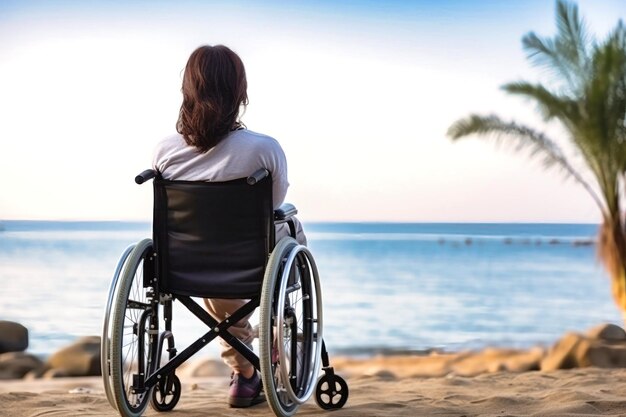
<box><xmin>315</xmin><ymin>374</ymin><xmax>348</xmax><ymax>410</ymax></box>
<box><xmin>150</xmin><ymin>374</ymin><xmax>181</xmax><ymax>412</ymax></box>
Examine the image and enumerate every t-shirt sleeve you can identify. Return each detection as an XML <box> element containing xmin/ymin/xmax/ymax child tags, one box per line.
<box><xmin>261</xmin><ymin>137</ymin><xmax>289</xmax><ymax>209</ymax></box>
<box><xmin>152</xmin><ymin>137</ymin><xmax>169</xmax><ymax>173</ymax></box>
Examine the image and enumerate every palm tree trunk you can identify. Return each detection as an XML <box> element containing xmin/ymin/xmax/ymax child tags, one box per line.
<box><xmin>613</xmin><ymin>271</ymin><xmax>626</xmax><ymax>326</ymax></box>
<box><xmin>599</xmin><ymin>216</ymin><xmax>626</xmax><ymax>327</ymax></box>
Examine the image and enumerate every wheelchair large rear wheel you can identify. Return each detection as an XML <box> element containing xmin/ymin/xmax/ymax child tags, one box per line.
<box><xmin>259</xmin><ymin>237</ymin><xmax>324</xmax><ymax>417</ymax></box>
<box><xmin>109</xmin><ymin>238</ymin><xmax>157</xmax><ymax>417</ymax></box>
<box><xmin>102</xmin><ymin>243</ymin><xmax>136</xmax><ymax>411</ymax></box>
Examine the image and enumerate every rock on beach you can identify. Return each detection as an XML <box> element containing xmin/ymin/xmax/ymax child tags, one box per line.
<box><xmin>0</xmin><ymin>321</ymin><xmax>28</xmax><ymax>354</ymax></box>
<box><xmin>540</xmin><ymin>323</ymin><xmax>626</xmax><ymax>371</ymax></box>
<box><xmin>45</xmin><ymin>336</ymin><xmax>101</xmax><ymax>377</ymax></box>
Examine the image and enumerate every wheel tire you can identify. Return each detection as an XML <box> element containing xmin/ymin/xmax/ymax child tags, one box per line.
<box><xmin>315</xmin><ymin>374</ymin><xmax>349</xmax><ymax>410</ymax></box>
<box><xmin>150</xmin><ymin>373</ymin><xmax>181</xmax><ymax>412</ymax></box>
<box><xmin>110</xmin><ymin>238</ymin><xmax>156</xmax><ymax>417</ymax></box>
<box><xmin>259</xmin><ymin>238</ymin><xmax>324</xmax><ymax>417</ymax></box>
<box><xmin>102</xmin><ymin>243</ymin><xmax>135</xmax><ymax>411</ymax></box>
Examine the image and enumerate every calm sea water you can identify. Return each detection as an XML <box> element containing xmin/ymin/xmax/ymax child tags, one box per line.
<box><xmin>0</xmin><ymin>221</ymin><xmax>620</xmax><ymax>357</ymax></box>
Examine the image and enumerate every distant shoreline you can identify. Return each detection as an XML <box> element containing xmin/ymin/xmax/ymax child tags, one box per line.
<box><xmin>0</xmin><ymin>220</ymin><xmax>600</xmax><ymax>247</ymax></box>
<box><xmin>0</xmin><ymin>219</ymin><xmax>602</xmax><ymax>226</ymax></box>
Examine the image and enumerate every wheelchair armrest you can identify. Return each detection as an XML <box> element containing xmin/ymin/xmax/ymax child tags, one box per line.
<box><xmin>274</xmin><ymin>203</ymin><xmax>298</xmax><ymax>221</ymax></box>
<box><xmin>135</xmin><ymin>169</ymin><xmax>158</xmax><ymax>184</ymax></box>
<box><xmin>247</xmin><ymin>168</ymin><xmax>269</xmax><ymax>185</ymax></box>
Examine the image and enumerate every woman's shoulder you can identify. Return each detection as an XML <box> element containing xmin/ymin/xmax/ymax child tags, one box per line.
<box><xmin>153</xmin><ymin>134</ymin><xmax>192</xmax><ymax>161</ymax></box>
<box><xmin>227</xmin><ymin>129</ymin><xmax>283</xmax><ymax>152</ymax></box>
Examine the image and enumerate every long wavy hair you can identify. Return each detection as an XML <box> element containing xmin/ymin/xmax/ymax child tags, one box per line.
<box><xmin>176</xmin><ymin>45</ymin><xmax>248</xmax><ymax>152</ymax></box>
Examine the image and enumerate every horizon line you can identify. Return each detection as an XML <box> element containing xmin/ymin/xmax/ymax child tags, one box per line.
<box><xmin>0</xmin><ymin>219</ymin><xmax>602</xmax><ymax>225</ymax></box>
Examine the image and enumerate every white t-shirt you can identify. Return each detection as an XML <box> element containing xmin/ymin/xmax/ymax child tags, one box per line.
<box><xmin>153</xmin><ymin>129</ymin><xmax>288</xmax><ymax>209</ymax></box>
<box><xmin>153</xmin><ymin>129</ymin><xmax>306</xmax><ymax>244</ymax></box>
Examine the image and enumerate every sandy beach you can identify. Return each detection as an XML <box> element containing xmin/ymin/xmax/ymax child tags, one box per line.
<box><xmin>2</xmin><ymin>359</ymin><xmax>626</xmax><ymax>417</ymax></box>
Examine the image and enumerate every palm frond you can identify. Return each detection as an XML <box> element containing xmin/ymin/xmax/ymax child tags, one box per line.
<box><xmin>522</xmin><ymin>33</ymin><xmax>576</xmax><ymax>88</ymax></box>
<box><xmin>610</xmin><ymin>21</ymin><xmax>626</xmax><ymax>151</ymax></box>
<box><xmin>502</xmin><ymin>81</ymin><xmax>579</xmax><ymax>124</ymax></box>
<box><xmin>448</xmin><ymin>114</ymin><xmax>605</xmax><ymax>212</ymax></box>
<box><xmin>613</xmin><ymin>20</ymin><xmax>626</xmax><ymax>51</ymax></box>
<box><xmin>555</xmin><ymin>0</ymin><xmax>590</xmax><ymax>71</ymax></box>
<box><xmin>522</xmin><ymin>0</ymin><xmax>593</xmax><ymax>95</ymax></box>
<box><xmin>581</xmin><ymin>20</ymin><xmax>626</xmax><ymax>171</ymax></box>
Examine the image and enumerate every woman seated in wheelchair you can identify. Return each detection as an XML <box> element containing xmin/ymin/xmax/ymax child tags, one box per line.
<box><xmin>152</xmin><ymin>45</ymin><xmax>307</xmax><ymax>408</ymax></box>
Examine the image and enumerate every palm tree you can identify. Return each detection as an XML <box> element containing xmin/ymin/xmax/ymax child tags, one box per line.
<box><xmin>448</xmin><ymin>1</ymin><xmax>626</xmax><ymax>321</ymax></box>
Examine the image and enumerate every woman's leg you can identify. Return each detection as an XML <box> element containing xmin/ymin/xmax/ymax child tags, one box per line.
<box><xmin>203</xmin><ymin>298</ymin><xmax>255</xmax><ymax>377</ymax></box>
<box><xmin>276</xmin><ymin>215</ymin><xmax>307</xmax><ymax>245</ymax></box>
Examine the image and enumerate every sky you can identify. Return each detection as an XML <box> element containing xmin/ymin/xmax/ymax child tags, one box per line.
<box><xmin>0</xmin><ymin>0</ymin><xmax>624</xmax><ymax>223</ymax></box>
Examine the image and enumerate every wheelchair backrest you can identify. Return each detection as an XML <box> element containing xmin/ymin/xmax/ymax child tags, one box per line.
<box><xmin>152</xmin><ymin>175</ymin><xmax>274</xmax><ymax>299</ymax></box>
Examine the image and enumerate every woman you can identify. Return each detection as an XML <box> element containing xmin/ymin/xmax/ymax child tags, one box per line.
<box><xmin>153</xmin><ymin>45</ymin><xmax>306</xmax><ymax>408</ymax></box>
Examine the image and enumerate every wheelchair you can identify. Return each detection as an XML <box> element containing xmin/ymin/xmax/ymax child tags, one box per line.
<box><xmin>101</xmin><ymin>168</ymin><xmax>348</xmax><ymax>417</ymax></box>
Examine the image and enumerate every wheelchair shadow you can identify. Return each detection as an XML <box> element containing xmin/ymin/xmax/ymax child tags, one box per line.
<box><xmin>162</xmin><ymin>375</ymin><xmax>426</xmax><ymax>417</ymax></box>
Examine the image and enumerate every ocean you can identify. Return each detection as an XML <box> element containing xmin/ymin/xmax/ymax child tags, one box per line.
<box><xmin>0</xmin><ymin>221</ymin><xmax>620</xmax><ymax>358</ymax></box>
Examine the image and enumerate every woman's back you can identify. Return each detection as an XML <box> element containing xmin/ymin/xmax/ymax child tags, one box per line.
<box><xmin>154</xmin><ymin>129</ymin><xmax>288</xmax><ymax>209</ymax></box>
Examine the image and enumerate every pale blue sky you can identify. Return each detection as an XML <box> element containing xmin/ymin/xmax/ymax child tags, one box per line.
<box><xmin>0</xmin><ymin>0</ymin><xmax>624</xmax><ymax>222</ymax></box>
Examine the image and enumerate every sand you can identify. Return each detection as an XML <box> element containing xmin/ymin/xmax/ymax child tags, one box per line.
<box><xmin>2</xmin><ymin>364</ymin><xmax>626</xmax><ymax>416</ymax></box>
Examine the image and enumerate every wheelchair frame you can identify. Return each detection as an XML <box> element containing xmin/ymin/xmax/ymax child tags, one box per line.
<box><xmin>102</xmin><ymin>169</ymin><xmax>348</xmax><ymax>417</ymax></box>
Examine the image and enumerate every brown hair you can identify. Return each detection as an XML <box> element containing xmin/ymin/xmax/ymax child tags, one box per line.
<box><xmin>176</xmin><ymin>45</ymin><xmax>248</xmax><ymax>152</ymax></box>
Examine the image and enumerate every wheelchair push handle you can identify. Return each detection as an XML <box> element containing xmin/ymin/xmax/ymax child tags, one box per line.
<box><xmin>247</xmin><ymin>168</ymin><xmax>269</xmax><ymax>185</ymax></box>
<box><xmin>135</xmin><ymin>169</ymin><xmax>158</xmax><ymax>184</ymax></box>
<box><xmin>136</xmin><ymin>168</ymin><xmax>266</xmax><ymax>185</ymax></box>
